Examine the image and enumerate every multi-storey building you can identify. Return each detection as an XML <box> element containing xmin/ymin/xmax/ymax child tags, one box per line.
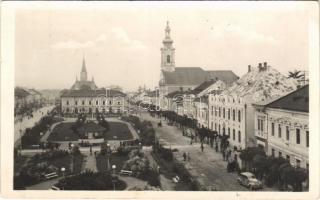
<box><xmin>60</xmin><ymin>57</ymin><xmax>127</xmax><ymax>115</ymax></box>
<box><xmin>208</xmin><ymin>63</ymin><xmax>298</xmax><ymax>149</ymax></box>
<box><xmin>253</xmin><ymin>85</ymin><xmax>309</xmax><ymax>169</ymax></box>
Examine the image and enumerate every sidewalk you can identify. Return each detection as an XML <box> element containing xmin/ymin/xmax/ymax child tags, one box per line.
<box><xmin>82</xmin><ymin>151</ymin><xmax>97</xmax><ymax>172</ymax></box>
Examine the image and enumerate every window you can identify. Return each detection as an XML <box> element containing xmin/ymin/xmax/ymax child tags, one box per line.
<box><xmin>219</xmin><ymin>107</ymin><xmax>221</xmax><ymax>117</ymax></box>
<box><xmin>271</xmin><ymin>148</ymin><xmax>275</xmax><ymax>157</ymax></box>
<box><xmin>279</xmin><ymin>151</ymin><xmax>282</xmax><ymax>158</ymax></box>
<box><xmin>89</xmin><ymin>101</ymin><xmax>92</xmax><ymax>105</ymax></box>
<box><xmin>66</xmin><ymin>100</ymin><xmax>69</xmax><ymax>105</ymax></box>
<box><xmin>238</xmin><ymin>131</ymin><xmax>241</xmax><ymax>142</ymax></box>
<box><xmin>233</xmin><ymin>110</ymin><xmax>235</xmax><ymax>121</ymax></box>
<box><xmin>271</xmin><ymin>123</ymin><xmax>275</xmax><ymax>136</ymax></box>
<box><xmin>261</xmin><ymin>120</ymin><xmax>264</xmax><ymax>131</ymax></box>
<box><xmin>238</xmin><ymin>110</ymin><xmax>241</xmax><ymax>122</ymax></box>
<box><xmin>219</xmin><ymin>124</ymin><xmax>221</xmax><ymax>135</ymax></box>
<box><xmin>286</xmin><ymin>155</ymin><xmax>290</xmax><ymax>161</ymax></box>
<box><xmin>82</xmin><ymin>100</ymin><xmax>85</xmax><ymax>105</ymax></box>
<box><xmin>118</xmin><ymin>101</ymin><xmax>121</xmax><ymax>105</ymax></box>
<box><xmin>223</xmin><ymin>108</ymin><xmax>225</xmax><ymax>118</ymax></box>
<box><xmin>215</xmin><ymin>107</ymin><xmax>217</xmax><ymax>116</ymax></box>
<box><xmin>211</xmin><ymin>122</ymin><xmax>213</xmax><ymax>129</ymax></box>
<box><xmin>296</xmin><ymin>159</ymin><xmax>301</xmax><ymax>168</ymax></box>
<box><xmin>215</xmin><ymin>123</ymin><xmax>217</xmax><ymax>131</ymax></box>
<box><xmin>228</xmin><ymin>128</ymin><xmax>230</xmax><ymax>137</ymax></box>
<box><xmin>228</xmin><ymin>109</ymin><xmax>230</xmax><ymax>119</ymax></box>
<box><xmin>257</xmin><ymin>119</ymin><xmax>260</xmax><ymax>130</ymax></box>
<box><xmin>75</xmin><ymin>101</ymin><xmax>78</xmax><ymax>105</ymax></box>
<box><xmin>306</xmin><ymin>131</ymin><xmax>309</xmax><ymax>147</ymax></box>
<box><xmin>109</xmin><ymin>101</ymin><xmax>112</xmax><ymax>105</ymax></box>
<box><xmin>286</xmin><ymin>126</ymin><xmax>290</xmax><ymax>140</ymax></box>
<box><xmin>296</xmin><ymin>129</ymin><xmax>300</xmax><ymax>144</ymax></box>
<box><xmin>278</xmin><ymin>124</ymin><xmax>282</xmax><ymax>138</ymax></box>
<box><xmin>233</xmin><ymin>129</ymin><xmax>235</xmax><ymax>140</ymax></box>
<box><xmin>96</xmin><ymin>100</ymin><xmax>98</xmax><ymax>105</ymax></box>
<box><xmin>103</xmin><ymin>101</ymin><xmax>105</xmax><ymax>105</ymax></box>
<box><xmin>167</xmin><ymin>55</ymin><xmax>170</xmax><ymax>63</ymax></box>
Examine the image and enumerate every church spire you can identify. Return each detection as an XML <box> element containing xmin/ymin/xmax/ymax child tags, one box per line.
<box><xmin>165</xmin><ymin>21</ymin><xmax>171</xmax><ymax>39</ymax></box>
<box><xmin>80</xmin><ymin>55</ymin><xmax>88</xmax><ymax>81</ymax></box>
<box><xmin>81</xmin><ymin>55</ymin><xmax>87</xmax><ymax>73</ymax></box>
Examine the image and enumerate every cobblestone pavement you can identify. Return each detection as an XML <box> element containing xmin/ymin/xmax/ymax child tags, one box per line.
<box><xmin>138</xmin><ymin>110</ymin><xmax>275</xmax><ymax>191</ymax></box>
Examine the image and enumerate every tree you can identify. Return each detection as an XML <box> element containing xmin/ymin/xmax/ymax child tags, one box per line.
<box><xmin>287</xmin><ymin>70</ymin><xmax>304</xmax><ymax>79</ymax></box>
<box><xmin>239</xmin><ymin>147</ymin><xmax>266</xmax><ymax>171</ymax></box>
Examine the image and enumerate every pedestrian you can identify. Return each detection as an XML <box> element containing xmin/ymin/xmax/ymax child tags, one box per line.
<box><xmin>215</xmin><ymin>142</ymin><xmax>218</xmax><ymax>152</ymax></box>
<box><xmin>222</xmin><ymin>150</ymin><xmax>226</xmax><ymax>161</ymax></box>
<box><xmin>183</xmin><ymin>152</ymin><xmax>187</xmax><ymax>161</ymax></box>
<box><xmin>190</xmin><ymin>134</ymin><xmax>194</xmax><ymax>145</ymax></box>
<box><xmin>201</xmin><ymin>143</ymin><xmax>204</xmax><ymax>152</ymax></box>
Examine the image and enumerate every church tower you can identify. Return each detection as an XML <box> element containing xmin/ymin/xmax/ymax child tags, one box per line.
<box><xmin>80</xmin><ymin>56</ymin><xmax>88</xmax><ymax>81</ymax></box>
<box><xmin>161</xmin><ymin>21</ymin><xmax>175</xmax><ymax>72</ymax></box>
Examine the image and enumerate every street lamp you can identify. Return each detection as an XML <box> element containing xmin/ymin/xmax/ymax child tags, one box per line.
<box><xmin>70</xmin><ymin>144</ymin><xmax>74</xmax><ymax>174</ymax></box>
<box><xmin>111</xmin><ymin>164</ymin><xmax>117</xmax><ymax>191</ymax></box>
<box><xmin>61</xmin><ymin>167</ymin><xmax>65</xmax><ymax>177</ymax></box>
<box><xmin>106</xmin><ymin>143</ymin><xmax>111</xmax><ymax>171</ymax></box>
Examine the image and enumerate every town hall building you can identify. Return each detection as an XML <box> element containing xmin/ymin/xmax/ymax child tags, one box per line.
<box><xmin>60</xmin><ymin>57</ymin><xmax>127</xmax><ymax>115</ymax></box>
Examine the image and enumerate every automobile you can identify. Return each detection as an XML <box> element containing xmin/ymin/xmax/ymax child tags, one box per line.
<box><xmin>237</xmin><ymin>172</ymin><xmax>263</xmax><ymax>190</ymax></box>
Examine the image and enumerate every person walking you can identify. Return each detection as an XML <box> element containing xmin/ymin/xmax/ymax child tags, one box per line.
<box><xmin>190</xmin><ymin>134</ymin><xmax>194</xmax><ymax>145</ymax></box>
<box><xmin>201</xmin><ymin>143</ymin><xmax>204</xmax><ymax>152</ymax></box>
<box><xmin>183</xmin><ymin>152</ymin><xmax>187</xmax><ymax>161</ymax></box>
<box><xmin>215</xmin><ymin>142</ymin><xmax>218</xmax><ymax>152</ymax></box>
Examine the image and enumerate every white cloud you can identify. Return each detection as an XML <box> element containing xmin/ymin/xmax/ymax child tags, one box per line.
<box><xmin>51</xmin><ymin>28</ymin><xmax>147</xmax><ymax>51</ymax></box>
<box><xmin>111</xmin><ymin>27</ymin><xmax>148</xmax><ymax>51</ymax></box>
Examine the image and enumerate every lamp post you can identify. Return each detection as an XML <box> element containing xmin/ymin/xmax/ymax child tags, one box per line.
<box><xmin>111</xmin><ymin>164</ymin><xmax>117</xmax><ymax>191</ymax></box>
<box><xmin>106</xmin><ymin>143</ymin><xmax>111</xmax><ymax>171</ymax></box>
<box><xmin>61</xmin><ymin>167</ymin><xmax>65</xmax><ymax>177</ymax></box>
<box><xmin>70</xmin><ymin>144</ymin><xmax>74</xmax><ymax>174</ymax></box>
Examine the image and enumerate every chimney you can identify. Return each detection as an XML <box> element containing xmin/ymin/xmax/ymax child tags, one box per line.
<box><xmin>258</xmin><ymin>63</ymin><xmax>262</xmax><ymax>71</ymax></box>
<box><xmin>248</xmin><ymin>65</ymin><xmax>251</xmax><ymax>72</ymax></box>
<box><xmin>263</xmin><ymin>62</ymin><xmax>267</xmax><ymax>71</ymax></box>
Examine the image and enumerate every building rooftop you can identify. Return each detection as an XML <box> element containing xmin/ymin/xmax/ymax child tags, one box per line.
<box><xmin>162</xmin><ymin>67</ymin><xmax>238</xmax><ymax>86</ymax></box>
<box><xmin>265</xmin><ymin>85</ymin><xmax>309</xmax><ymax>113</ymax></box>
<box><xmin>61</xmin><ymin>88</ymin><xmax>126</xmax><ymax>98</ymax></box>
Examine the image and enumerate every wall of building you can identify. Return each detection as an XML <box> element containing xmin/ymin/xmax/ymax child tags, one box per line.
<box><xmin>266</xmin><ymin>108</ymin><xmax>309</xmax><ymax>169</ymax></box>
<box><xmin>61</xmin><ymin>96</ymin><xmax>127</xmax><ymax>114</ymax></box>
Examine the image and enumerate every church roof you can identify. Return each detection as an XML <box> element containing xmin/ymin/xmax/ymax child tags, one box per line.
<box><xmin>162</xmin><ymin>67</ymin><xmax>238</xmax><ymax>86</ymax></box>
<box><xmin>265</xmin><ymin>85</ymin><xmax>309</xmax><ymax>113</ymax></box>
<box><xmin>61</xmin><ymin>88</ymin><xmax>126</xmax><ymax>98</ymax></box>
<box><xmin>190</xmin><ymin>79</ymin><xmax>217</xmax><ymax>95</ymax></box>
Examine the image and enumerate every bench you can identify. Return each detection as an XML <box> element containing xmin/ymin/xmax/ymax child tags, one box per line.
<box><xmin>120</xmin><ymin>170</ymin><xmax>133</xmax><ymax>176</ymax></box>
<box><xmin>44</xmin><ymin>172</ymin><xmax>58</xmax><ymax>180</ymax></box>
<box><xmin>50</xmin><ymin>185</ymin><xmax>60</xmax><ymax>190</ymax></box>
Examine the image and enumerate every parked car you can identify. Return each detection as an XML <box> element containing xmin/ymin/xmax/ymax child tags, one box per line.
<box><xmin>237</xmin><ymin>172</ymin><xmax>263</xmax><ymax>190</ymax></box>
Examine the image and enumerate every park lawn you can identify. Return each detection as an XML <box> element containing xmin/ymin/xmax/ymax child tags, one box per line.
<box><xmin>105</xmin><ymin>122</ymin><xmax>133</xmax><ymax>141</ymax></box>
<box><xmin>96</xmin><ymin>153</ymin><xmax>129</xmax><ymax>173</ymax></box>
<box><xmin>48</xmin><ymin>121</ymin><xmax>133</xmax><ymax>142</ymax></box>
<box><xmin>48</xmin><ymin>122</ymin><xmax>79</xmax><ymax>142</ymax></box>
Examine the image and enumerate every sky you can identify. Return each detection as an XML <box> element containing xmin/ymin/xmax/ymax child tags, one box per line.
<box><xmin>14</xmin><ymin>2</ymin><xmax>311</xmax><ymax>92</ymax></box>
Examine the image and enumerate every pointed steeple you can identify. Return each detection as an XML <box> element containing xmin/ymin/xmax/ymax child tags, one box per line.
<box><xmin>80</xmin><ymin>55</ymin><xmax>88</xmax><ymax>81</ymax></box>
<box><xmin>81</xmin><ymin>55</ymin><xmax>87</xmax><ymax>73</ymax></box>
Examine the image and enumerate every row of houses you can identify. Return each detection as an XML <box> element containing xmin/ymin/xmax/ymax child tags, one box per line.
<box><xmin>138</xmin><ymin>62</ymin><xmax>309</xmax><ymax>169</ymax></box>
<box><xmin>14</xmin><ymin>87</ymin><xmax>44</xmax><ymax>116</ymax></box>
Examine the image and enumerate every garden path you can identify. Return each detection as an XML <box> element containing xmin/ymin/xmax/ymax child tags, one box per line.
<box><xmin>82</xmin><ymin>151</ymin><xmax>97</xmax><ymax>172</ymax></box>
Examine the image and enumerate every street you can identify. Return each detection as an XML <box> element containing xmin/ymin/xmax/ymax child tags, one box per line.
<box><xmin>14</xmin><ymin>105</ymin><xmax>55</xmax><ymax>143</ymax></box>
<box><xmin>138</xmin><ymin>109</ymin><xmax>274</xmax><ymax>191</ymax></box>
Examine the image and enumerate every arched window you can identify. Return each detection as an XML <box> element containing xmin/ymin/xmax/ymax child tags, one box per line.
<box><xmin>167</xmin><ymin>55</ymin><xmax>170</xmax><ymax>63</ymax></box>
